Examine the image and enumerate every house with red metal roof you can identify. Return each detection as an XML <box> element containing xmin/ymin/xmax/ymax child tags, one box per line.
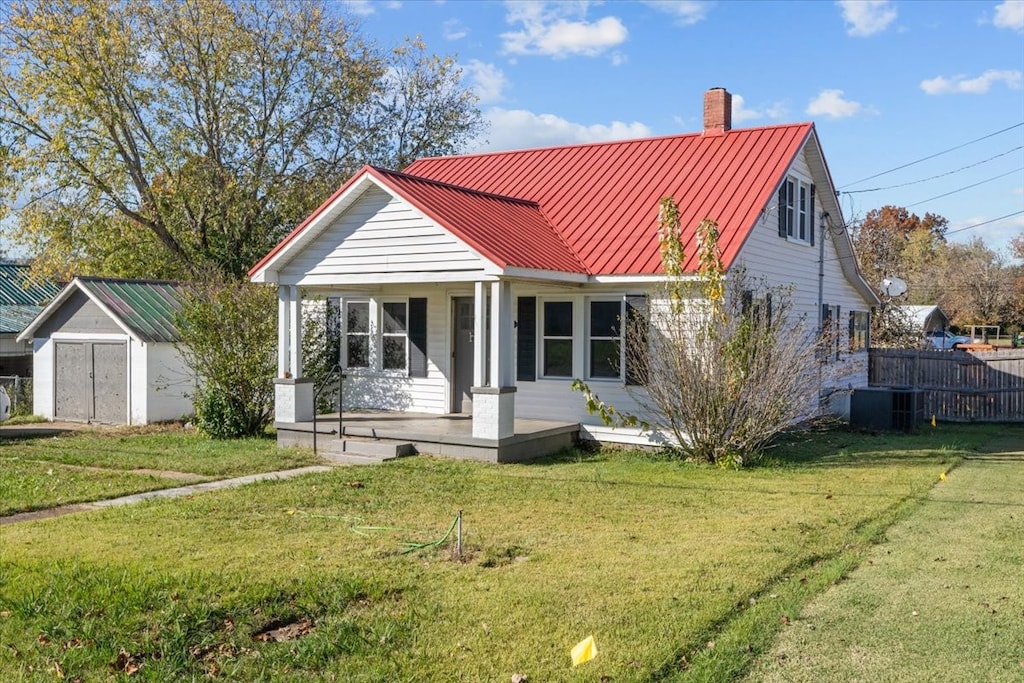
<box><xmin>250</xmin><ymin>88</ymin><xmax>879</xmax><ymax>459</ymax></box>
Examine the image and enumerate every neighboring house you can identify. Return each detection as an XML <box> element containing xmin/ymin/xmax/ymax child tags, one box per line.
<box><xmin>18</xmin><ymin>277</ymin><xmax>194</xmax><ymax>425</ymax></box>
<box><xmin>0</xmin><ymin>263</ymin><xmax>62</xmax><ymax>377</ymax></box>
<box><xmin>250</xmin><ymin>87</ymin><xmax>880</xmax><ymax>449</ymax></box>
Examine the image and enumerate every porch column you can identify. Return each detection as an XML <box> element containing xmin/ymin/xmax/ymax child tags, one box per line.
<box><xmin>274</xmin><ymin>285</ymin><xmax>313</xmax><ymax>423</ymax></box>
<box><xmin>473</xmin><ymin>280</ymin><xmax>487</xmax><ymax>387</ymax></box>
<box><xmin>472</xmin><ymin>279</ymin><xmax>516</xmax><ymax>440</ymax></box>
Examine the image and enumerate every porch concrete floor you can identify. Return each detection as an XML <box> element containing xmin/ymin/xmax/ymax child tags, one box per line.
<box><xmin>275</xmin><ymin>412</ymin><xmax>581</xmax><ymax>463</ymax></box>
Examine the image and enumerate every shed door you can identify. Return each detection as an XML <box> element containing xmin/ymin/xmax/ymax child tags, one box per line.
<box><xmin>53</xmin><ymin>341</ymin><xmax>127</xmax><ymax>424</ymax></box>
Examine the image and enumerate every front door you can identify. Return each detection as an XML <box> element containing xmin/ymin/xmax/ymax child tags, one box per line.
<box><xmin>452</xmin><ymin>297</ymin><xmax>474</xmax><ymax>413</ymax></box>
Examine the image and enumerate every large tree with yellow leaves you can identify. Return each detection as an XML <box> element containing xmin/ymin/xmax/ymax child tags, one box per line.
<box><xmin>0</xmin><ymin>0</ymin><xmax>482</xmax><ymax>280</ymax></box>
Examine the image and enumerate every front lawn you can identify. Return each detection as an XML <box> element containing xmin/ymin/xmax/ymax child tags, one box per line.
<box><xmin>0</xmin><ymin>426</ymin><xmax>320</xmax><ymax>515</ymax></box>
<box><xmin>0</xmin><ymin>424</ymin><xmax>1014</xmax><ymax>681</ymax></box>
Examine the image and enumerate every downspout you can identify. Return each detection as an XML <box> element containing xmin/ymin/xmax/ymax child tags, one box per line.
<box><xmin>817</xmin><ymin>211</ymin><xmax>826</xmax><ymax>408</ymax></box>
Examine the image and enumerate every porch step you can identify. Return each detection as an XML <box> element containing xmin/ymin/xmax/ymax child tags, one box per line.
<box><xmin>317</xmin><ymin>436</ymin><xmax>416</xmax><ymax>465</ymax></box>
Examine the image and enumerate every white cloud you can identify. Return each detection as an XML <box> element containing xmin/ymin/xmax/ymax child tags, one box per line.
<box><xmin>920</xmin><ymin>69</ymin><xmax>1023</xmax><ymax>94</ymax></box>
<box><xmin>443</xmin><ymin>18</ymin><xmax>468</xmax><ymax>40</ymax></box>
<box><xmin>806</xmin><ymin>89</ymin><xmax>868</xmax><ymax>118</ymax></box>
<box><xmin>470</xmin><ymin>107</ymin><xmax>652</xmax><ymax>153</ymax></box>
<box><xmin>731</xmin><ymin>94</ymin><xmax>788</xmax><ymax>123</ymax></box>
<box><xmin>993</xmin><ymin>0</ymin><xmax>1024</xmax><ymax>31</ymax></box>
<box><xmin>640</xmin><ymin>1</ymin><xmax>713</xmax><ymax>26</ymax></box>
<box><xmin>342</xmin><ymin>0</ymin><xmax>401</xmax><ymax>16</ymax></box>
<box><xmin>837</xmin><ymin>0</ymin><xmax>897</xmax><ymax>37</ymax></box>
<box><xmin>462</xmin><ymin>60</ymin><xmax>509</xmax><ymax>104</ymax></box>
<box><xmin>501</xmin><ymin>1</ymin><xmax>628</xmax><ymax>58</ymax></box>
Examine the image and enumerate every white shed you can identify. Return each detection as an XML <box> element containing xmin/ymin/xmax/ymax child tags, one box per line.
<box><xmin>18</xmin><ymin>277</ymin><xmax>195</xmax><ymax>425</ymax></box>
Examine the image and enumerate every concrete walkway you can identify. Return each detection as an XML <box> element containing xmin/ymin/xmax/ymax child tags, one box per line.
<box><xmin>0</xmin><ymin>465</ymin><xmax>331</xmax><ymax>526</ymax></box>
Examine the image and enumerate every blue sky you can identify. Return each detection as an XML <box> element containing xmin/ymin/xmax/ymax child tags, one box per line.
<box><xmin>347</xmin><ymin>0</ymin><xmax>1024</xmax><ymax>261</ymax></box>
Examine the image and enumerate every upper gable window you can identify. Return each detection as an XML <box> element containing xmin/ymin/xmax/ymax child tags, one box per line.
<box><xmin>778</xmin><ymin>177</ymin><xmax>815</xmax><ymax>245</ymax></box>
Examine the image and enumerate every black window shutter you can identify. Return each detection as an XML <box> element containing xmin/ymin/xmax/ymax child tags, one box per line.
<box><xmin>741</xmin><ymin>289</ymin><xmax>753</xmax><ymax>316</ymax></box>
<box><xmin>809</xmin><ymin>184</ymin><xmax>816</xmax><ymax>246</ymax></box>
<box><xmin>408</xmin><ymin>298</ymin><xmax>428</xmax><ymax>378</ymax></box>
<box><xmin>848</xmin><ymin>310</ymin><xmax>856</xmax><ymax>352</ymax></box>
<box><xmin>834</xmin><ymin>304</ymin><xmax>841</xmax><ymax>359</ymax></box>
<box><xmin>327</xmin><ymin>297</ymin><xmax>341</xmax><ymax>364</ymax></box>
<box><xmin>765</xmin><ymin>292</ymin><xmax>773</xmax><ymax>327</ymax></box>
<box><xmin>865</xmin><ymin>310</ymin><xmax>871</xmax><ymax>350</ymax></box>
<box><xmin>778</xmin><ymin>184</ymin><xmax>787</xmax><ymax>237</ymax></box>
<box><xmin>625</xmin><ymin>295</ymin><xmax>648</xmax><ymax>386</ymax></box>
<box><xmin>516</xmin><ymin>297</ymin><xmax>536</xmax><ymax>382</ymax></box>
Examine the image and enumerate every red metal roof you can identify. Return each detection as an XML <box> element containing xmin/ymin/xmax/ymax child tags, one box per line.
<box><xmin>405</xmin><ymin>123</ymin><xmax>813</xmax><ymax>275</ymax></box>
<box><xmin>369</xmin><ymin>167</ymin><xmax>587</xmax><ymax>273</ymax></box>
<box><xmin>251</xmin><ymin>122</ymin><xmax>813</xmax><ymax>278</ymax></box>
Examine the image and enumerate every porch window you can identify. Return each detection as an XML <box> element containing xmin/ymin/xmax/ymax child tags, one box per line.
<box><xmin>588</xmin><ymin>299</ymin><xmax>622</xmax><ymax>379</ymax></box>
<box><xmin>542</xmin><ymin>301</ymin><xmax>573</xmax><ymax>377</ymax></box>
<box><xmin>381</xmin><ymin>301</ymin><xmax>408</xmax><ymax>371</ymax></box>
<box><xmin>345</xmin><ymin>301</ymin><xmax>370</xmax><ymax>368</ymax></box>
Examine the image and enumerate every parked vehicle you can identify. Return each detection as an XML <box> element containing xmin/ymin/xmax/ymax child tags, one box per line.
<box><xmin>0</xmin><ymin>386</ymin><xmax>9</xmax><ymax>422</ymax></box>
<box><xmin>924</xmin><ymin>330</ymin><xmax>971</xmax><ymax>350</ymax></box>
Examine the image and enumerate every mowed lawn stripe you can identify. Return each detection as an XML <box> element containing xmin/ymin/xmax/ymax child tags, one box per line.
<box><xmin>745</xmin><ymin>452</ymin><xmax>1024</xmax><ymax>682</ymax></box>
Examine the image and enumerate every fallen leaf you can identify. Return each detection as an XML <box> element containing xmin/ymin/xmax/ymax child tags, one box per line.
<box><xmin>511</xmin><ymin>674</ymin><xmax>528</xmax><ymax>683</ymax></box>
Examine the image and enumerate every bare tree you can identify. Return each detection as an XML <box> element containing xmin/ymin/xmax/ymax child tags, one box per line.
<box><xmin>575</xmin><ymin>202</ymin><xmax>822</xmax><ymax>467</ymax></box>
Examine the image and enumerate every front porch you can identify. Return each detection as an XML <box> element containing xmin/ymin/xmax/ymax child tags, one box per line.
<box><xmin>276</xmin><ymin>411</ymin><xmax>580</xmax><ymax>464</ymax></box>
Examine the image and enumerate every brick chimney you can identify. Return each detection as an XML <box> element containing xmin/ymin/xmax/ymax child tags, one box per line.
<box><xmin>703</xmin><ymin>87</ymin><xmax>732</xmax><ymax>136</ymax></box>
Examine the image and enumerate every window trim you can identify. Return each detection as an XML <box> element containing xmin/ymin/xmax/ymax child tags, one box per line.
<box><xmin>541</xmin><ymin>299</ymin><xmax>574</xmax><ymax>379</ymax></box>
<box><xmin>380</xmin><ymin>299</ymin><xmax>409</xmax><ymax>372</ymax></box>
<box><xmin>780</xmin><ymin>175</ymin><xmax>815</xmax><ymax>245</ymax></box>
<box><xmin>586</xmin><ymin>298</ymin><xmax>624</xmax><ymax>381</ymax></box>
<box><xmin>343</xmin><ymin>299</ymin><xmax>371</xmax><ymax>370</ymax></box>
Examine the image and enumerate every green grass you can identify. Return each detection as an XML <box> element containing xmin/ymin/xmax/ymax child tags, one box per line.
<box><xmin>0</xmin><ymin>426</ymin><xmax>320</xmax><ymax>514</ymax></box>
<box><xmin>0</xmin><ymin>423</ymin><xmax>1019</xmax><ymax>681</ymax></box>
<box><xmin>744</xmin><ymin>449</ymin><xmax>1024</xmax><ymax>682</ymax></box>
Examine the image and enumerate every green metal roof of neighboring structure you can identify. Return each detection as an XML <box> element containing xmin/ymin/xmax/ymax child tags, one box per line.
<box><xmin>75</xmin><ymin>278</ymin><xmax>185</xmax><ymax>343</ymax></box>
<box><xmin>18</xmin><ymin>277</ymin><xmax>186</xmax><ymax>344</ymax></box>
<box><xmin>0</xmin><ymin>263</ymin><xmax>63</xmax><ymax>334</ymax></box>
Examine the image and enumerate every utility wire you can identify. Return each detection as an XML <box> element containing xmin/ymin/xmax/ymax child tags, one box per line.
<box><xmin>840</xmin><ymin>147</ymin><xmax>1024</xmax><ymax>194</ymax></box>
<box><xmin>839</xmin><ymin>122</ymin><xmax>1024</xmax><ymax>188</ymax></box>
<box><xmin>905</xmin><ymin>168</ymin><xmax>1023</xmax><ymax>208</ymax></box>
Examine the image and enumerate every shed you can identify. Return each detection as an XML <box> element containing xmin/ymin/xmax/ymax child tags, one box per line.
<box><xmin>898</xmin><ymin>305</ymin><xmax>951</xmax><ymax>334</ymax></box>
<box><xmin>18</xmin><ymin>277</ymin><xmax>194</xmax><ymax>424</ymax></box>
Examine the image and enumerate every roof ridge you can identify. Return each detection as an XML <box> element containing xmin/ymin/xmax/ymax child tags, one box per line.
<box><xmin>76</xmin><ymin>276</ymin><xmax>183</xmax><ymax>287</ymax></box>
<box><xmin>410</xmin><ymin>122</ymin><xmax>814</xmax><ymax>164</ymax></box>
<box><xmin>370</xmin><ymin>166</ymin><xmax>540</xmax><ymax>206</ymax></box>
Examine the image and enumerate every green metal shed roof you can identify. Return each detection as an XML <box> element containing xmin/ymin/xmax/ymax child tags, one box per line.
<box><xmin>75</xmin><ymin>278</ymin><xmax>186</xmax><ymax>343</ymax></box>
<box><xmin>0</xmin><ymin>262</ymin><xmax>62</xmax><ymax>306</ymax></box>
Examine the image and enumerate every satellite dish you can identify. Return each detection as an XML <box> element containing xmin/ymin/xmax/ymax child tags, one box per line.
<box><xmin>880</xmin><ymin>276</ymin><xmax>908</xmax><ymax>297</ymax></box>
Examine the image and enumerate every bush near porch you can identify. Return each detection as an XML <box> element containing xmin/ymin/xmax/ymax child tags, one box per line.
<box><xmin>1</xmin><ymin>424</ymin><xmax>1017</xmax><ymax>681</ymax></box>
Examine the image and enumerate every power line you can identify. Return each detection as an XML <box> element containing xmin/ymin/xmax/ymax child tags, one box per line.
<box><xmin>945</xmin><ymin>210</ymin><xmax>1024</xmax><ymax>237</ymax></box>
<box><xmin>905</xmin><ymin>168</ymin><xmax>1024</xmax><ymax>208</ymax></box>
<box><xmin>839</xmin><ymin>122</ymin><xmax>1024</xmax><ymax>189</ymax></box>
<box><xmin>839</xmin><ymin>146</ymin><xmax>1024</xmax><ymax>194</ymax></box>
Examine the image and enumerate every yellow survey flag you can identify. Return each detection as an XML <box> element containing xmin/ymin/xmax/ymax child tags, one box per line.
<box><xmin>931</xmin><ymin>415</ymin><xmax>937</xmax><ymax>427</ymax></box>
<box><xmin>571</xmin><ymin>635</ymin><xmax>597</xmax><ymax>667</ymax></box>
<box><xmin>939</xmin><ymin>471</ymin><xmax>947</xmax><ymax>481</ymax></box>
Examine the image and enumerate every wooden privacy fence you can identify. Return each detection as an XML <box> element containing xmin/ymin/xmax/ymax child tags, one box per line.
<box><xmin>869</xmin><ymin>348</ymin><xmax>1024</xmax><ymax>422</ymax></box>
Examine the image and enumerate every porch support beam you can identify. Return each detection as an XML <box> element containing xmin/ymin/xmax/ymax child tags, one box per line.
<box><xmin>473</xmin><ymin>279</ymin><xmax>516</xmax><ymax>441</ymax></box>
<box><xmin>275</xmin><ymin>285</ymin><xmax>313</xmax><ymax>423</ymax></box>
<box><xmin>288</xmin><ymin>285</ymin><xmax>303</xmax><ymax>378</ymax></box>
<box><xmin>490</xmin><ymin>280</ymin><xmax>514</xmax><ymax>387</ymax></box>
<box><xmin>473</xmin><ymin>280</ymin><xmax>487</xmax><ymax>387</ymax></box>
<box><xmin>277</xmin><ymin>286</ymin><xmax>290</xmax><ymax>377</ymax></box>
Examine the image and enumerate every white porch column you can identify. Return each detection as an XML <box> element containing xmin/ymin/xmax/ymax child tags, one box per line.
<box><xmin>288</xmin><ymin>285</ymin><xmax>303</xmax><ymax>379</ymax></box>
<box><xmin>277</xmin><ymin>285</ymin><xmax>290</xmax><ymax>377</ymax></box>
<box><xmin>274</xmin><ymin>284</ymin><xmax>313</xmax><ymax>423</ymax></box>
<box><xmin>473</xmin><ymin>280</ymin><xmax>487</xmax><ymax>387</ymax></box>
<box><xmin>473</xmin><ymin>279</ymin><xmax>516</xmax><ymax>440</ymax></box>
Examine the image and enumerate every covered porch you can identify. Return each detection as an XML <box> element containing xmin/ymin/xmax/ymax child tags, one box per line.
<box><xmin>276</xmin><ymin>410</ymin><xmax>579</xmax><ymax>464</ymax></box>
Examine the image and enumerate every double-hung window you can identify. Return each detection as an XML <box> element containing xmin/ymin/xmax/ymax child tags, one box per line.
<box><xmin>849</xmin><ymin>310</ymin><xmax>869</xmax><ymax>352</ymax></box>
<box><xmin>542</xmin><ymin>301</ymin><xmax>573</xmax><ymax>377</ymax></box>
<box><xmin>779</xmin><ymin>176</ymin><xmax>815</xmax><ymax>244</ymax></box>
<box><xmin>345</xmin><ymin>301</ymin><xmax>370</xmax><ymax>368</ymax></box>
<box><xmin>588</xmin><ymin>299</ymin><xmax>622</xmax><ymax>379</ymax></box>
<box><xmin>381</xmin><ymin>301</ymin><xmax>408</xmax><ymax>371</ymax></box>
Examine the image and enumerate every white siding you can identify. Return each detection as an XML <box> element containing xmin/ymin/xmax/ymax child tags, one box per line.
<box><xmin>282</xmin><ymin>188</ymin><xmax>490</xmax><ymax>283</ymax></box>
<box><xmin>735</xmin><ymin>145</ymin><xmax>873</xmax><ymax>405</ymax></box>
<box><xmin>31</xmin><ymin>338</ymin><xmax>53</xmax><ymax>419</ymax></box>
<box><xmin>340</xmin><ymin>285</ymin><xmax>449</xmax><ymax>414</ymax></box>
<box><xmin>145</xmin><ymin>343</ymin><xmax>195</xmax><ymax>423</ymax></box>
